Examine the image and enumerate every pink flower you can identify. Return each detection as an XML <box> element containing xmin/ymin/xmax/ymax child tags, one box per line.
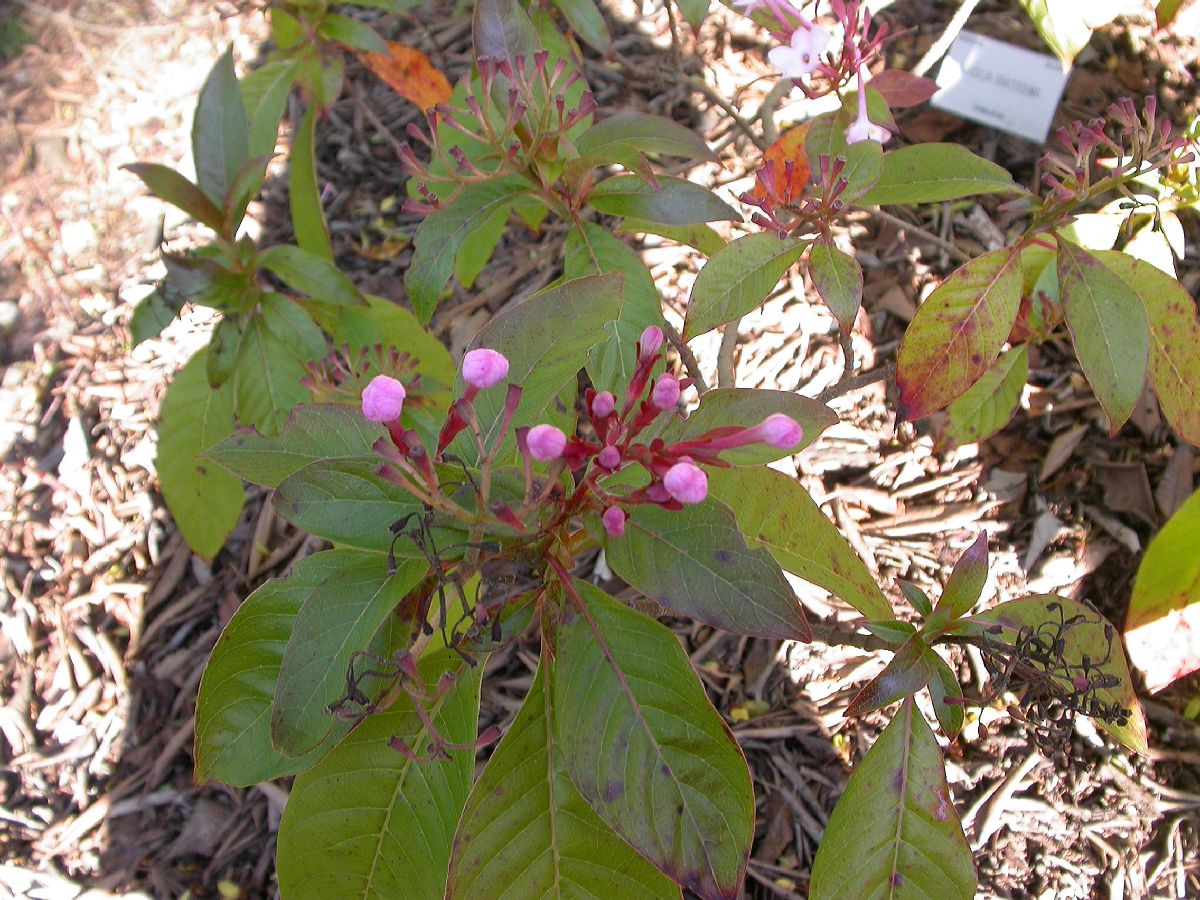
<box><xmin>602</xmin><ymin>506</ymin><xmax>626</xmax><ymax>537</ymax></box>
<box><xmin>651</xmin><ymin>374</ymin><xmax>681</xmax><ymax>410</ymax></box>
<box><xmin>592</xmin><ymin>391</ymin><xmax>616</xmax><ymax>418</ymax></box>
<box><xmin>598</xmin><ymin>445</ymin><xmax>621</xmax><ymax>469</ymax></box>
<box><xmin>845</xmin><ymin>66</ymin><xmax>891</xmax><ymax>145</ymax></box>
<box><xmin>639</xmin><ymin>325</ymin><xmax>664</xmax><ymax>359</ymax></box>
<box><xmin>361</xmin><ymin>375</ymin><xmax>406</xmax><ymax>422</ymax></box>
<box><xmin>768</xmin><ymin>21</ymin><xmax>831</xmax><ymax>79</ymax></box>
<box><xmin>462</xmin><ymin>348</ymin><xmax>510</xmax><ymax>389</ymax></box>
<box><xmin>663</xmin><ymin>461</ymin><xmax>708</xmax><ymax>504</ymax></box>
<box><xmin>754</xmin><ymin>413</ymin><xmax>804</xmax><ymax>449</ymax></box>
<box><xmin>526</xmin><ymin>424</ymin><xmax>567</xmax><ymax>461</ymax></box>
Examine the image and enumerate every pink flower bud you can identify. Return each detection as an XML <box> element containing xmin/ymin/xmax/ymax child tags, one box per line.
<box><xmin>757</xmin><ymin>413</ymin><xmax>804</xmax><ymax>449</ymax></box>
<box><xmin>602</xmin><ymin>506</ymin><xmax>626</xmax><ymax>537</ymax></box>
<box><xmin>663</xmin><ymin>461</ymin><xmax>708</xmax><ymax>505</ymax></box>
<box><xmin>591</xmin><ymin>391</ymin><xmax>616</xmax><ymax>418</ymax></box>
<box><xmin>361</xmin><ymin>375</ymin><xmax>406</xmax><ymax>422</ymax></box>
<box><xmin>462</xmin><ymin>348</ymin><xmax>510</xmax><ymax>389</ymax></box>
<box><xmin>651</xmin><ymin>374</ymin><xmax>681</xmax><ymax>410</ymax></box>
<box><xmin>598</xmin><ymin>445</ymin><xmax>621</xmax><ymax>469</ymax></box>
<box><xmin>639</xmin><ymin>325</ymin><xmax>664</xmax><ymax>359</ymax></box>
<box><xmin>526</xmin><ymin>424</ymin><xmax>567</xmax><ymax>461</ymax></box>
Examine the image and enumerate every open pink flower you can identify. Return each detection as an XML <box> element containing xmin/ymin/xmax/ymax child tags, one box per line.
<box><xmin>768</xmin><ymin>20</ymin><xmax>831</xmax><ymax>79</ymax></box>
<box><xmin>845</xmin><ymin>66</ymin><xmax>891</xmax><ymax>144</ymax></box>
<box><xmin>361</xmin><ymin>375</ymin><xmax>406</xmax><ymax>422</ymax></box>
<box><xmin>526</xmin><ymin>424</ymin><xmax>567</xmax><ymax>461</ymax></box>
<box><xmin>462</xmin><ymin>348</ymin><xmax>510</xmax><ymax>389</ymax></box>
<box><xmin>663</xmin><ymin>461</ymin><xmax>708</xmax><ymax>504</ymax></box>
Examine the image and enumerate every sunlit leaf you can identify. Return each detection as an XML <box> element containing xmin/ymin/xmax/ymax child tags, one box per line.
<box><xmin>810</xmin><ymin>700</ymin><xmax>975</xmax><ymax>899</ymax></box>
<box><xmin>360</xmin><ymin>42</ymin><xmax>453</xmax><ymax>110</ymax></box>
<box><xmin>946</xmin><ymin>345</ymin><xmax>1028</xmax><ymax>445</ymax></box>
<box><xmin>553</xmin><ymin>580</ymin><xmax>754</xmax><ymax>900</ymax></box>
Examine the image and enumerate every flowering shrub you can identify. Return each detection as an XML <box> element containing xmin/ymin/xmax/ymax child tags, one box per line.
<box><xmin>122</xmin><ymin>0</ymin><xmax>1200</xmax><ymax>897</ymax></box>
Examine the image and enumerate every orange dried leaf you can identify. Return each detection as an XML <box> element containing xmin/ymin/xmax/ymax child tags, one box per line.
<box><xmin>753</xmin><ymin>124</ymin><xmax>811</xmax><ymax>203</ymax></box>
<box><xmin>359</xmin><ymin>42</ymin><xmax>452</xmax><ymax>110</ymax></box>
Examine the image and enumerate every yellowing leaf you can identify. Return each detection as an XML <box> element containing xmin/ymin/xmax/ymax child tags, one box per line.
<box><xmin>360</xmin><ymin>42</ymin><xmax>452</xmax><ymax>110</ymax></box>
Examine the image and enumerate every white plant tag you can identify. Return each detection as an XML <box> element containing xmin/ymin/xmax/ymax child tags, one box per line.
<box><xmin>932</xmin><ymin>31</ymin><xmax>1070</xmax><ymax>143</ymax></box>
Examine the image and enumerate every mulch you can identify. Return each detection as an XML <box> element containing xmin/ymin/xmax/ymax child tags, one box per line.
<box><xmin>1</xmin><ymin>0</ymin><xmax>1198</xmax><ymax>897</ymax></box>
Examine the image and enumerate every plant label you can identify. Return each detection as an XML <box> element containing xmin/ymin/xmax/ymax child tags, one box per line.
<box><xmin>932</xmin><ymin>31</ymin><xmax>1070</xmax><ymax>143</ymax></box>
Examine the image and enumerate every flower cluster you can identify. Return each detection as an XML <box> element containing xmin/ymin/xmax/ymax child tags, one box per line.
<box><xmin>398</xmin><ymin>50</ymin><xmax>593</xmax><ymax>212</ymax></box>
<box><xmin>359</xmin><ymin>328</ymin><xmax>806</xmax><ymax>542</ymax></box>
<box><xmin>740</xmin><ymin>153</ymin><xmax>851</xmax><ymax>238</ymax></box>
<box><xmin>736</xmin><ymin>0</ymin><xmax>890</xmax><ymax>147</ymax></box>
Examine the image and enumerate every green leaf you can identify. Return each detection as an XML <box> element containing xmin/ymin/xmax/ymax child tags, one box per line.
<box><xmin>839</xmin><ymin>137</ymin><xmax>884</xmax><ymax>201</ymax></box>
<box><xmin>222</xmin><ymin>153</ymin><xmax>273</xmax><ymax>229</ymax></box>
<box><xmin>900</xmin><ymin>581</ymin><xmax>933</xmax><ymax>617</ymax></box>
<box><xmin>272</xmin><ymin>555</ymin><xmax>426</xmax><ymax>757</ymax></box>
<box><xmin>969</xmin><ymin>595</ymin><xmax>1148</xmax><ymax>754</ymax></box>
<box><xmin>1056</xmin><ymin>240</ymin><xmax>1149</xmax><ymax>432</ymax></box>
<box><xmin>809</xmin><ymin>700</ymin><xmax>975</xmax><ymax>900</ymax></box>
<box><xmin>192</xmin><ymin>47</ymin><xmax>249</xmax><ymax>207</ymax></box>
<box><xmin>453</xmin><ymin>204</ymin><xmax>508</xmax><ymax>290</ymax></box>
<box><xmin>277</xmin><ymin>650</ymin><xmax>481</xmax><ymax>899</ymax></box>
<box><xmin>333</xmin><ymin>295</ymin><xmax>456</xmax><ymax>386</ymax></box>
<box><xmin>935</xmin><ymin>532</ymin><xmax>989</xmax><ymax>623</ymax></box>
<box><xmin>1019</xmin><ymin>0</ymin><xmax>1097</xmax><ymax>63</ymax></box>
<box><xmin>234</xmin><ymin>316</ymin><xmax>311</xmax><ymax>435</ymax></box>
<box><xmin>473</xmin><ymin>0</ymin><xmax>540</xmax><ymax>62</ymax></box>
<box><xmin>290</xmin><ymin>103</ymin><xmax>333</xmax><ymax>261</ymax></box>
<box><xmin>858</xmin><ymin>144</ymin><xmax>1026</xmax><ymax>205</ymax></box>
<box><xmin>866</xmin><ymin>620</ymin><xmax>917</xmax><ymax>645</ymax></box>
<box><xmin>576</xmin><ymin>112</ymin><xmax>715</xmax><ymax>165</ymax></box>
<box><xmin>587</xmin><ymin>175</ymin><xmax>739</xmax><ymax>226</ymax></box>
<box><xmin>929</xmin><ymin>655</ymin><xmax>965</xmax><ymax>740</ymax></box>
<box><xmin>659</xmin><ymin>387</ymin><xmax>837</xmax><ymax>465</ymax></box>
<box><xmin>405</xmin><ymin>176</ymin><xmax>528</xmax><ymax>323</ymax></box>
<box><xmin>675</xmin><ymin>0</ymin><xmax>709</xmax><ymax>29</ymax></box>
<box><xmin>318</xmin><ymin>12</ymin><xmax>390</xmax><ymax>54</ymax></box>
<box><xmin>240</xmin><ymin>59</ymin><xmax>297</xmax><ymax>159</ymax></box>
<box><xmin>261</xmin><ymin>293</ymin><xmax>326</xmax><ymax>359</ymax></box>
<box><xmin>129</xmin><ymin>288</ymin><xmax>181</xmax><ymax>347</ymax></box>
<box><xmin>1126</xmin><ymin>489</ymin><xmax>1200</xmax><ymax>690</ymax></box>
<box><xmin>946</xmin><ymin>344</ymin><xmax>1028</xmax><ymax>445</ymax></box>
<box><xmin>706</xmin><ymin>467</ymin><xmax>892</xmax><ymax>621</ymax></box>
<box><xmin>845</xmin><ymin>634</ymin><xmax>940</xmax><ymax>717</ymax></box>
<box><xmin>274</xmin><ymin>459</ymin><xmax>421</xmax><ymax>552</ymax></box>
<box><xmin>123</xmin><ymin>162</ymin><xmax>226</xmax><ymax>233</ymax></box>
<box><xmin>195</xmin><ymin>549</ymin><xmax>367</xmax><ymax>785</ymax></box>
<box><xmin>206</xmin><ymin>317</ymin><xmax>244</xmax><ymax>388</ymax></box>
<box><xmin>1093</xmin><ymin>251</ymin><xmax>1200</xmax><ymax>445</ymax></box>
<box><xmin>808</xmin><ymin>241</ymin><xmax>863</xmax><ymax>331</ymax></box>
<box><xmin>553</xmin><ymin>580</ymin><xmax>754</xmax><ymax>900</ymax></box>
<box><xmin>447</xmin><ymin>661</ymin><xmax>680</xmax><ymax>899</ymax></box>
<box><xmin>896</xmin><ymin>247</ymin><xmax>1022</xmax><ymax>421</ymax></box>
<box><xmin>683</xmin><ymin>233</ymin><xmax>807</xmax><ymax>340</ymax></box>
<box><xmin>565</xmin><ymin>221</ymin><xmax>664</xmax><ymax>395</ymax></box>
<box><xmin>260</xmin><ymin>243</ymin><xmax>365</xmax><ymax>308</ymax></box>
<box><xmin>156</xmin><ymin>350</ymin><xmax>243</xmax><ymax>560</ymax></box>
<box><xmin>206</xmin><ymin>404</ymin><xmax>381</xmax><ymax>488</ymax></box>
<box><xmin>455</xmin><ymin>274</ymin><xmax>622</xmax><ymax>465</ymax></box>
<box><xmin>616</xmin><ymin>219</ymin><xmax>726</xmax><ymax>256</ymax></box>
<box><xmin>551</xmin><ymin>0</ymin><xmax>611</xmax><ymax>51</ymax></box>
<box><xmin>600</xmin><ymin>498</ymin><xmax>809</xmax><ymax>640</ymax></box>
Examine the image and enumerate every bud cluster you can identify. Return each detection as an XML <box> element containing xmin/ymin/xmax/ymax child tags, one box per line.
<box><xmin>740</xmin><ymin>153</ymin><xmax>850</xmax><ymax>239</ymax></box>
<box><xmin>359</xmin><ymin>327</ymin><xmax>806</xmax><ymax>543</ymax></box>
<box><xmin>398</xmin><ymin>50</ymin><xmax>594</xmax><ymax>213</ymax></box>
<box><xmin>1036</xmin><ymin>96</ymin><xmax>1194</xmax><ymax>212</ymax></box>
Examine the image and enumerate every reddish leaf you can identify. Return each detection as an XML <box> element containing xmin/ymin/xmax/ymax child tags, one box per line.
<box><xmin>753</xmin><ymin>124</ymin><xmax>810</xmax><ymax>204</ymax></box>
<box><xmin>869</xmin><ymin>69</ymin><xmax>939</xmax><ymax>108</ymax></box>
<box><xmin>359</xmin><ymin>42</ymin><xmax>452</xmax><ymax>110</ymax></box>
<box><xmin>846</xmin><ymin>634</ymin><xmax>939</xmax><ymax>717</ymax></box>
<box><xmin>896</xmin><ymin>247</ymin><xmax>1022</xmax><ymax>421</ymax></box>
<box><xmin>938</xmin><ymin>533</ymin><xmax>989</xmax><ymax>620</ymax></box>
